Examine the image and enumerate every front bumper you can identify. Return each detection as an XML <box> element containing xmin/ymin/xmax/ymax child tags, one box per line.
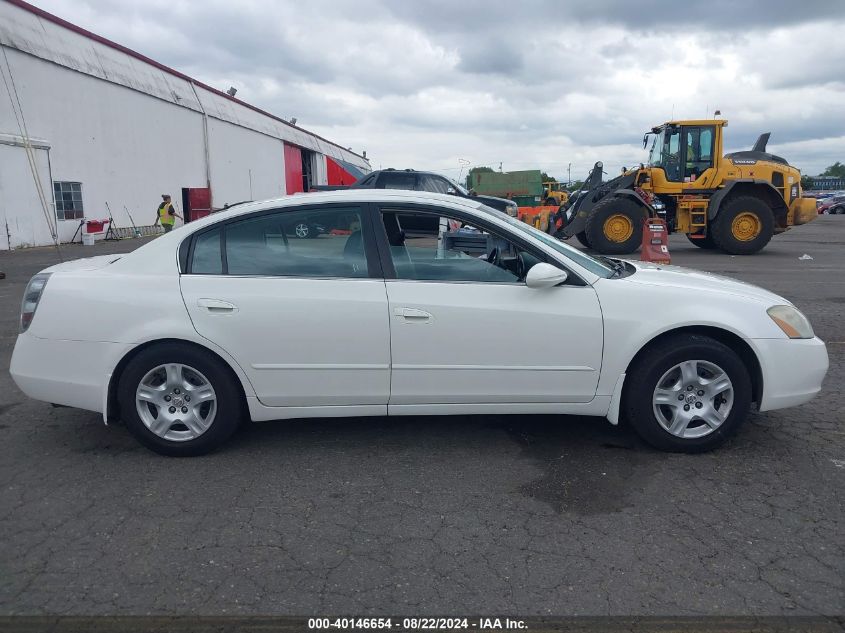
<box><xmin>10</xmin><ymin>333</ymin><xmax>130</xmax><ymax>414</ymax></box>
<box><xmin>752</xmin><ymin>336</ymin><xmax>829</xmax><ymax>412</ymax></box>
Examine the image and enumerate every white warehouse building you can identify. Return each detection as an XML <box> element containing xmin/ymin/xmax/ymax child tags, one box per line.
<box><xmin>0</xmin><ymin>0</ymin><xmax>371</xmax><ymax>250</ymax></box>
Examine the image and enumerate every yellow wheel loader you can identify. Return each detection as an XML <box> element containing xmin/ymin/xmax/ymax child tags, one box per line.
<box><xmin>542</xmin><ymin>181</ymin><xmax>570</xmax><ymax>207</ymax></box>
<box><xmin>554</xmin><ymin>120</ymin><xmax>817</xmax><ymax>255</ymax></box>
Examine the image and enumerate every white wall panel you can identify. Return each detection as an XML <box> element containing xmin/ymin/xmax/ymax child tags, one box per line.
<box><xmin>0</xmin><ymin>1</ymin><xmax>372</xmax><ymax>248</ymax></box>
<box><xmin>312</xmin><ymin>154</ymin><xmax>328</xmax><ymax>187</ymax></box>
<box><xmin>207</xmin><ymin>117</ymin><xmax>286</xmax><ymax>206</ymax></box>
<box><xmin>0</xmin><ymin>141</ymin><xmax>54</xmax><ymax>248</ymax></box>
<box><xmin>0</xmin><ymin>48</ymin><xmax>205</xmax><ymax>245</ymax></box>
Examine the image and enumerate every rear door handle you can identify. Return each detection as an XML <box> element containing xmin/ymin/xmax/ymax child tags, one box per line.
<box><xmin>394</xmin><ymin>307</ymin><xmax>432</xmax><ymax>321</ymax></box>
<box><xmin>197</xmin><ymin>298</ymin><xmax>238</xmax><ymax>313</ymax></box>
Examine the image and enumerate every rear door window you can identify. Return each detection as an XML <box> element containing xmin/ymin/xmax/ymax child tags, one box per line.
<box><xmin>189</xmin><ymin>206</ymin><xmax>371</xmax><ymax>278</ymax></box>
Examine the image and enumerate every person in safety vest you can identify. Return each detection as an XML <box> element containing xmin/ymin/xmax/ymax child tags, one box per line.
<box><xmin>154</xmin><ymin>194</ymin><xmax>180</xmax><ymax>233</ymax></box>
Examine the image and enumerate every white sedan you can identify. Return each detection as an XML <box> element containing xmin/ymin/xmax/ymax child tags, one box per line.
<box><xmin>11</xmin><ymin>190</ymin><xmax>828</xmax><ymax>456</ymax></box>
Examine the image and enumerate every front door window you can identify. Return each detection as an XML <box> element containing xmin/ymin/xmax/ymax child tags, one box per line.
<box><xmin>380</xmin><ymin>209</ymin><xmax>544</xmax><ymax>284</ymax></box>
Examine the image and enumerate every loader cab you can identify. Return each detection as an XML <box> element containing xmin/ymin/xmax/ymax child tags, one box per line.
<box><xmin>646</xmin><ymin>121</ymin><xmax>723</xmax><ymax>184</ymax></box>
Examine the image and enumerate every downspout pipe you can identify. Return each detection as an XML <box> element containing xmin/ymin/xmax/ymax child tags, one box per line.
<box><xmin>189</xmin><ymin>81</ymin><xmax>212</xmax><ymax>207</ymax></box>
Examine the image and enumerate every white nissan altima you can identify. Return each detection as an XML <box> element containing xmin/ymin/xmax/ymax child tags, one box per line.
<box><xmin>11</xmin><ymin>190</ymin><xmax>828</xmax><ymax>456</ymax></box>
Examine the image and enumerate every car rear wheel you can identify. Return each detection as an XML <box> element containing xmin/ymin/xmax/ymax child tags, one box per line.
<box><xmin>118</xmin><ymin>343</ymin><xmax>242</xmax><ymax>456</ymax></box>
<box><xmin>622</xmin><ymin>334</ymin><xmax>752</xmax><ymax>453</ymax></box>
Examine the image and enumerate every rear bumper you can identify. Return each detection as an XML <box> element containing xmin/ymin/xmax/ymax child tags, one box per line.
<box><xmin>10</xmin><ymin>333</ymin><xmax>129</xmax><ymax>413</ymax></box>
<box><xmin>752</xmin><ymin>337</ymin><xmax>828</xmax><ymax>412</ymax></box>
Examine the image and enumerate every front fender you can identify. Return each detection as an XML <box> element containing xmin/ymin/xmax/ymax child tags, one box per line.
<box><xmin>593</xmin><ymin>278</ymin><xmax>781</xmax><ymax>398</ymax></box>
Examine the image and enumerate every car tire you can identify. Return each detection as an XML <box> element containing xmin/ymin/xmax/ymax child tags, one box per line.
<box><xmin>574</xmin><ymin>231</ymin><xmax>592</xmax><ymax>248</ymax></box>
<box><xmin>622</xmin><ymin>334</ymin><xmax>752</xmax><ymax>453</ymax></box>
<box><xmin>686</xmin><ymin>233</ymin><xmax>717</xmax><ymax>249</ymax></box>
<box><xmin>584</xmin><ymin>196</ymin><xmax>644</xmax><ymax>254</ymax></box>
<box><xmin>117</xmin><ymin>343</ymin><xmax>243</xmax><ymax>456</ymax></box>
<box><xmin>834</xmin><ymin>206</ymin><xmax>844</xmax><ymax>215</ymax></box>
<box><xmin>710</xmin><ymin>196</ymin><xmax>774</xmax><ymax>255</ymax></box>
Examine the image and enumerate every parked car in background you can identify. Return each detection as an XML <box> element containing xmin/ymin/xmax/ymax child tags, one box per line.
<box><xmin>313</xmin><ymin>168</ymin><xmax>519</xmax><ymax>217</ymax></box>
<box><xmin>11</xmin><ymin>190</ymin><xmax>828</xmax><ymax>457</ymax></box>
<box><xmin>818</xmin><ymin>195</ymin><xmax>845</xmax><ymax>214</ymax></box>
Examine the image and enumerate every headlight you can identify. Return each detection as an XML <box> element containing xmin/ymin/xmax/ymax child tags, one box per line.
<box><xmin>767</xmin><ymin>305</ymin><xmax>814</xmax><ymax>339</ymax></box>
<box><xmin>651</xmin><ymin>200</ymin><xmax>666</xmax><ymax>210</ymax></box>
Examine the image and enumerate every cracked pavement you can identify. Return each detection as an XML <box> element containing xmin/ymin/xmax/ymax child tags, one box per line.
<box><xmin>0</xmin><ymin>217</ymin><xmax>842</xmax><ymax>616</ymax></box>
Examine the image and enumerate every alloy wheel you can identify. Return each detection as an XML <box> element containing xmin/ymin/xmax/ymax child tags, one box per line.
<box><xmin>652</xmin><ymin>359</ymin><xmax>734</xmax><ymax>439</ymax></box>
<box><xmin>135</xmin><ymin>363</ymin><xmax>218</xmax><ymax>442</ymax></box>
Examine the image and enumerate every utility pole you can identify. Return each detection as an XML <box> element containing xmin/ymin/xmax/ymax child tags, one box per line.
<box><xmin>567</xmin><ymin>162</ymin><xmax>571</xmax><ymax>187</ymax></box>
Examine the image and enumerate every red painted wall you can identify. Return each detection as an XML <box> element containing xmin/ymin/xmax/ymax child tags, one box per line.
<box><xmin>326</xmin><ymin>156</ymin><xmax>358</xmax><ymax>186</ymax></box>
<box><xmin>284</xmin><ymin>143</ymin><xmax>303</xmax><ymax>194</ymax></box>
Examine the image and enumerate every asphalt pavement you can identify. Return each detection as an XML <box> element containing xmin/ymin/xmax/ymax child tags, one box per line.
<box><xmin>0</xmin><ymin>218</ymin><xmax>842</xmax><ymax>616</ymax></box>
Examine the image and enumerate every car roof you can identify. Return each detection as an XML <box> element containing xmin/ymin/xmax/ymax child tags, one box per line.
<box><xmin>190</xmin><ymin>189</ymin><xmax>485</xmax><ymax>227</ymax></box>
<box><xmin>372</xmin><ymin>169</ymin><xmax>444</xmax><ymax>177</ymax></box>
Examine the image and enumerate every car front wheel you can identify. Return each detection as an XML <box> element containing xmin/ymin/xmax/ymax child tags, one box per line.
<box><xmin>622</xmin><ymin>335</ymin><xmax>752</xmax><ymax>452</ymax></box>
<box><xmin>118</xmin><ymin>343</ymin><xmax>242</xmax><ymax>456</ymax></box>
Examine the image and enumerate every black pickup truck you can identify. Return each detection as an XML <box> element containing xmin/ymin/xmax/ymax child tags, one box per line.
<box><xmin>313</xmin><ymin>168</ymin><xmax>519</xmax><ymax>217</ymax></box>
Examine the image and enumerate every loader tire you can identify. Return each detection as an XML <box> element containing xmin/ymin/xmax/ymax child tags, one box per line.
<box><xmin>584</xmin><ymin>196</ymin><xmax>644</xmax><ymax>255</ymax></box>
<box><xmin>710</xmin><ymin>196</ymin><xmax>774</xmax><ymax>255</ymax></box>
<box><xmin>575</xmin><ymin>232</ymin><xmax>592</xmax><ymax>248</ymax></box>
<box><xmin>687</xmin><ymin>233</ymin><xmax>716</xmax><ymax>249</ymax></box>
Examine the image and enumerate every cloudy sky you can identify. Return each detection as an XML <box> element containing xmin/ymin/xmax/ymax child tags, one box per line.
<box><xmin>35</xmin><ymin>0</ymin><xmax>845</xmax><ymax>180</ymax></box>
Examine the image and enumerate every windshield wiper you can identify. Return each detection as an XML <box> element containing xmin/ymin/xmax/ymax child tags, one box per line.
<box><xmin>598</xmin><ymin>256</ymin><xmax>626</xmax><ymax>277</ymax></box>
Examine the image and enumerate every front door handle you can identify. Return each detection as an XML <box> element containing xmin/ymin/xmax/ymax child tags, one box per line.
<box><xmin>394</xmin><ymin>307</ymin><xmax>432</xmax><ymax>321</ymax></box>
<box><xmin>197</xmin><ymin>298</ymin><xmax>238</xmax><ymax>313</ymax></box>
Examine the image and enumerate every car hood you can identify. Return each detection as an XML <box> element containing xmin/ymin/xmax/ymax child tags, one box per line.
<box><xmin>42</xmin><ymin>254</ymin><xmax>122</xmax><ymax>274</ymax></box>
<box><xmin>622</xmin><ymin>260</ymin><xmax>787</xmax><ymax>305</ymax></box>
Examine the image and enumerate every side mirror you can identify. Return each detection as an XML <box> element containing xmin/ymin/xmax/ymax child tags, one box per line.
<box><xmin>446</xmin><ymin>186</ymin><xmax>456</xmax><ymax>195</ymax></box>
<box><xmin>525</xmin><ymin>263</ymin><xmax>569</xmax><ymax>289</ymax></box>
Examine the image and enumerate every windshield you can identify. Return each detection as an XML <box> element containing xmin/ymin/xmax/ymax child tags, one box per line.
<box><xmin>647</xmin><ymin>131</ymin><xmax>663</xmax><ymax>166</ymax></box>
<box><xmin>445</xmin><ymin>177</ymin><xmax>470</xmax><ymax>196</ymax></box>
<box><xmin>647</xmin><ymin>127</ymin><xmax>682</xmax><ymax>180</ymax></box>
<box><xmin>477</xmin><ymin>204</ymin><xmax>615</xmax><ymax>278</ymax></box>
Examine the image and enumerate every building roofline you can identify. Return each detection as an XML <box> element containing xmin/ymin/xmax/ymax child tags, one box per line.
<box><xmin>4</xmin><ymin>0</ymin><xmax>368</xmax><ymax>162</ymax></box>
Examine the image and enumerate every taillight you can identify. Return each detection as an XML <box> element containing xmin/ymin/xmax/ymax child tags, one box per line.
<box><xmin>20</xmin><ymin>273</ymin><xmax>51</xmax><ymax>333</ymax></box>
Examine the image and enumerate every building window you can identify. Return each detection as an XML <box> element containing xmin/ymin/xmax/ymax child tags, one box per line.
<box><xmin>54</xmin><ymin>182</ymin><xmax>84</xmax><ymax>220</ymax></box>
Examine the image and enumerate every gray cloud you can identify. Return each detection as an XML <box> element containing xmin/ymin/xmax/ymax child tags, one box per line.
<box><xmin>457</xmin><ymin>42</ymin><xmax>524</xmax><ymax>74</ymax></box>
